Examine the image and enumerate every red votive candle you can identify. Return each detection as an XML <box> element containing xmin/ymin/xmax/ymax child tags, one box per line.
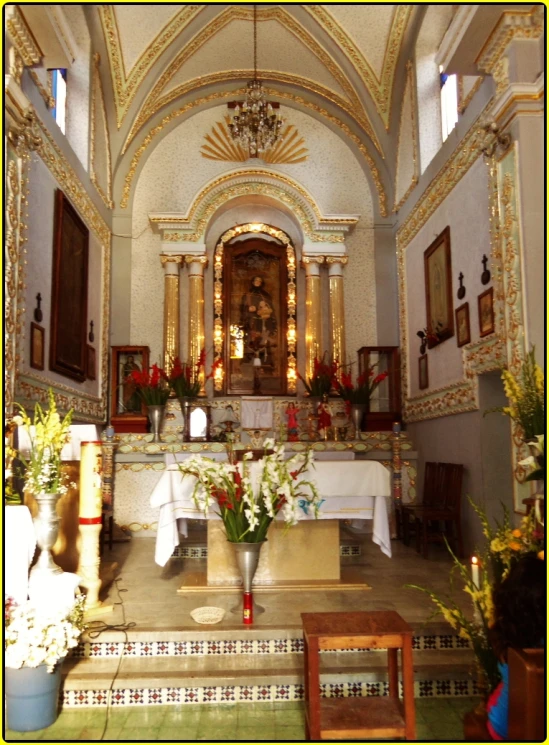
<box><xmin>243</xmin><ymin>592</ymin><xmax>253</xmax><ymax>625</ymax></box>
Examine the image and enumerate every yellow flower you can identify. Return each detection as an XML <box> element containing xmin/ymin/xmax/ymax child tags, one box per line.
<box><xmin>459</xmin><ymin>627</ymin><xmax>471</xmax><ymax>641</ymax></box>
<box><xmin>502</xmin><ymin>370</ymin><xmax>521</xmax><ymax>403</ymax></box>
<box><xmin>511</xmin><ymin>529</ymin><xmax>522</xmax><ymax>538</ymax></box>
<box><xmin>509</xmin><ymin>541</ymin><xmax>521</xmax><ymax>551</ymax></box>
<box><xmin>538</xmin><ymin>550</ymin><xmax>544</xmax><ymax>560</ymax></box>
<box><xmin>534</xmin><ymin>365</ymin><xmax>544</xmax><ymax>394</ymax></box>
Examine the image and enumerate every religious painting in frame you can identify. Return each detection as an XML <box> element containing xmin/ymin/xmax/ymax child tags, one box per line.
<box><xmin>86</xmin><ymin>345</ymin><xmax>96</xmax><ymax>380</ymax></box>
<box><xmin>49</xmin><ymin>190</ymin><xmax>89</xmax><ymax>382</ymax></box>
<box><xmin>455</xmin><ymin>302</ymin><xmax>471</xmax><ymax>348</ymax></box>
<box><xmin>478</xmin><ymin>287</ymin><xmax>495</xmax><ymax>337</ymax></box>
<box><xmin>30</xmin><ymin>322</ymin><xmax>45</xmax><ymax>371</ymax></box>
<box><xmin>223</xmin><ymin>238</ymin><xmax>289</xmax><ymax>396</ymax></box>
<box><xmin>110</xmin><ymin>345</ymin><xmax>150</xmax><ymax>433</ymax></box>
<box><xmin>423</xmin><ymin>226</ymin><xmax>454</xmax><ymax>347</ymax></box>
<box><xmin>418</xmin><ymin>354</ymin><xmax>429</xmax><ymax>390</ymax></box>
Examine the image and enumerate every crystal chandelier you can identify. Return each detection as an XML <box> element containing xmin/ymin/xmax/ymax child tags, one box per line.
<box><xmin>228</xmin><ymin>5</ymin><xmax>284</xmax><ymax>157</ymax></box>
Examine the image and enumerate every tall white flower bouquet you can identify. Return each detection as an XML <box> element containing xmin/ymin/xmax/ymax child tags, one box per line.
<box><xmin>5</xmin><ymin>594</ymin><xmax>86</xmax><ymax>671</ymax></box>
<box><xmin>15</xmin><ymin>389</ymin><xmax>74</xmax><ymax>495</ymax></box>
<box><xmin>177</xmin><ymin>439</ymin><xmax>322</xmax><ymax>542</ymax></box>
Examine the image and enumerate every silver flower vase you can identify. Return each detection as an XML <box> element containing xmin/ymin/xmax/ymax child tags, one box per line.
<box><xmin>30</xmin><ymin>492</ymin><xmax>63</xmax><ymax>579</ymax></box>
<box><xmin>230</xmin><ymin>541</ymin><xmax>266</xmax><ymax>619</ymax></box>
<box><xmin>148</xmin><ymin>405</ymin><xmax>165</xmax><ymax>443</ymax></box>
<box><xmin>351</xmin><ymin>404</ymin><xmax>367</xmax><ymax>437</ymax></box>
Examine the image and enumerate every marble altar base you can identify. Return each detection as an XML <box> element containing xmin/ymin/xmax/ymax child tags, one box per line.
<box><xmin>206</xmin><ymin>520</ymin><xmax>340</xmax><ymax>586</ymax></box>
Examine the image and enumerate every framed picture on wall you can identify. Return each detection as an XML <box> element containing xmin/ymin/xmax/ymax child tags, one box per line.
<box><xmin>418</xmin><ymin>354</ymin><xmax>429</xmax><ymax>390</ymax></box>
<box><xmin>86</xmin><ymin>345</ymin><xmax>96</xmax><ymax>380</ymax></box>
<box><xmin>455</xmin><ymin>302</ymin><xmax>471</xmax><ymax>347</ymax></box>
<box><xmin>424</xmin><ymin>226</ymin><xmax>454</xmax><ymax>347</ymax></box>
<box><xmin>49</xmin><ymin>190</ymin><xmax>89</xmax><ymax>382</ymax></box>
<box><xmin>30</xmin><ymin>322</ymin><xmax>45</xmax><ymax>371</ymax></box>
<box><xmin>110</xmin><ymin>346</ymin><xmax>150</xmax><ymax>433</ymax></box>
<box><xmin>478</xmin><ymin>287</ymin><xmax>494</xmax><ymax>337</ymax></box>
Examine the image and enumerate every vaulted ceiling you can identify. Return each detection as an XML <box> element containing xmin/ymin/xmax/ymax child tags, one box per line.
<box><xmin>98</xmin><ymin>6</ymin><xmax>425</xmax><ymax>156</ymax></box>
<box><xmin>89</xmin><ymin>4</ymin><xmax>438</xmax><ymax>218</ymax></box>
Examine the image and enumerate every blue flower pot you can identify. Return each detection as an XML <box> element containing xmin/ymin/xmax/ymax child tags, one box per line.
<box><xmin>5</xmin><ymin>661</ymin><xmax>63</xmax><ymax>732</ymax></box>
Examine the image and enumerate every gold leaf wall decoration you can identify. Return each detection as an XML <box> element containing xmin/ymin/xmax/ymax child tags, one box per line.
<box><xmin>200</xmin><ymin>116</ymin><xmax>308</xmax><ymax>164</ymax></box>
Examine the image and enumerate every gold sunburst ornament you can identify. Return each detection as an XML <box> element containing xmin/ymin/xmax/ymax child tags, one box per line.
<box><xmin>227</xmin><ymin>5</ymin><xmax>284</xmax><ymax>157</ymax></box>
<box><xmin>201</xmin><ymin>116</ymin><xmax>308</xmax><ymax>164</ymax></box>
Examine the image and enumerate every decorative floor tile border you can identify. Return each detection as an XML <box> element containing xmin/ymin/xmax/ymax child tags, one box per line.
<box><xmin>61</xmin><ymin>678</ymin><xmax>478</xmax><ymax>708</ymax></box>
<box><xmin>73</xmin><ymin>634</ymin><xmax>471</xmax><ymax>659</ymax></box>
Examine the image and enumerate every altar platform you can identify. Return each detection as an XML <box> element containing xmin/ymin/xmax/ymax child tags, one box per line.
<box><xmin>58</xmin><ymin>533</ymin><xmax>478</xmax><ymax>710</ymax></box>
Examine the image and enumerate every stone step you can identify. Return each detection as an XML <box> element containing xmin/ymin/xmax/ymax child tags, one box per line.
<box><xmin>60</xmin><ymin>646</ymin><xmax>477</xmax><ymax>707</ymax></box>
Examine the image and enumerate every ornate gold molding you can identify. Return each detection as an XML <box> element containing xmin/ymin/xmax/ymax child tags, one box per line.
<box><xmin>184</xmin><ymin>255</ymin><xmax>208</xmax><ymax>266</ymax></box>
<box><xmin>5</xmin><ymin>152</ymin><xmax>23</xmax><ymax>412</ymax></box>
<box><xmin>304</xmin><ymin>5</ymin><xmax>412</xmax><ymax>130</ymax></box>
<box><xmin>28</xmin><ymin>69</ymin><xmax>55</xmax><ymax>109</ymax></box>
<box><xmin>325</xmin><ymin>256</ymin><xmax>348</xmax><ymax>266</ymax></box>
<box><xmin>476</xmin><ymin>7</ymin><xmax>544</xmax><ymax>76</ymax></box>
<box><xmin>146</xmin><ymin>170</ymin><xmax>351</xmax><ymax>244</ymax></box>
<box><xmin>213</xmin><ymin>224</ymin><xmax>297</xmax><ymax>394</ymax></box>
<box><xmin>160</xmin><ymin>255</ymin><xmax>184</xmax><ymax>265</ymax></box>
<box><xmin>11</xmin><ymin>107</ymin><xmax>111</xmax><ymax>421</ymax></box>
<box><xmin>99</xmin><ymin>5</ymin><xmax>204</xmax><ymax>128</ymax></box>
<box><xmin>126</xmin><ymin>6</ymin><xmax>380</xmax><ymax>154</ymax></box>
<box><xmin>201</xmin><ymin>115</ymin><xmax>308</xmax><ymax>165</ymax></box>
<box><xmin>5</xmin><ymin>6</ymin><xmax>42</xmax><ymax>66</ymax></box>
<box><xmin>127</xmin><ymin>71</ymin><xmax>379</xmax><ymax>157</ymax></box>
<box><xmin>8</xmin><ymin>48</ymin><xmax>25</xmax><ymax>87</ymax></box>
<box><xmin>458</xmin><ymin>75</ymin><xmax>484</xmax><ymax>115</ymax></box>
<box><xmin>393</xmin><ymin>61</ymin><xmax>419</xmax><ymax>214</ymax></box>
<box><xmin>397</xmin><ymin>100</ymin><xmax>507</xmax><ymax>423</ymax></box>
<box><xmin>120</xmin><ymin>89</ymin><xmax>388</xmax><ymax>218</ymax></box>
<box><xmin>302</xmin><ymin>256</ymin><xmax>326</xmax><ymax>266</ymax></box>
<box><xmin>90</xmin><ymin>53</ymin><xmax>114</xmax><ymax>210</ymax></box>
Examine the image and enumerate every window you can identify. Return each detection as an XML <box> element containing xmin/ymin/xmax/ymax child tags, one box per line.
<box><xmin>440</xmin><ymin>68</ymin><xmax>458</xmax><ymax>142</ymax></box>
<box><xmin>50</xmin><ymin>69</ymin><xmax>67</xmax><ymax>134</ymax></box>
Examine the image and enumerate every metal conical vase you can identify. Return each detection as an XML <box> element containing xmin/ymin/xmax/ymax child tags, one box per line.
<box><xmin>148</xmin><ymin>405</ymin><xmax>165</xmax><ymax>443</ymax></box>
<box><xmin>231</xmin><ymin>541</ymin><xmax>265</xmax><ymax>593</ymax></box>
<box><xmin>351</xmin><ymin>404</ymin><xmax>367</xmax><ymax>436</ymax></box>
<box><xmin>31</xmin><ymin>492</ymin><xmax>63</xmax><ymax>578</ymax></box>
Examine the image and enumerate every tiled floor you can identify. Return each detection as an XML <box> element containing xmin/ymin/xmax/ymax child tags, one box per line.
<box><xmin>5</xmin><ymin>697</ymin><xmax>479</xmax><ymax>741</ymax></box>
<box><xmin>94</xmin><ymin>531</ymin><xmax>468</xmax><ymax>632</ymax></box>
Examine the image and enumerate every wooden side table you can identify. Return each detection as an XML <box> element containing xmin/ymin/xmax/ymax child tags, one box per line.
<box><xmin>301</xmin><ymin>611</ymin><xmax>416</xmax><ymax>740</ymax></box>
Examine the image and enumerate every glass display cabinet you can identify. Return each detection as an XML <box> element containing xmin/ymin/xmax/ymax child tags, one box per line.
<box><xmin>357</xmin><ymin>346</ymin><xmax>401</xmax><ymax>431</ymax></box>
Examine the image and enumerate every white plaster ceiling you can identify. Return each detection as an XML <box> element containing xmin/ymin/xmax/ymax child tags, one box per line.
<box><xmin>113</xmin><ymin>4</ymin><xmax>182</xmax><ymax>73</ymax></box>
<box><xmin>323</xmin><ymin>4</ymin><xmax>396</xmax><ymax>80</ymax></box>
<box><xmin>162</xmin><ymin>18</ymin><xmax>349</xmax><ymax>102</ymax></box>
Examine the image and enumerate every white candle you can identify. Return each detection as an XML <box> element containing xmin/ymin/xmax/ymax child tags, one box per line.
<box><xmin>471</xmin><ymin>556</ymin><xmax>481</xmax><ymax>624</ymax></box>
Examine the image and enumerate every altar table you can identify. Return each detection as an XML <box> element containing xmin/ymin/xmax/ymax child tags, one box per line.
<box><xmin>150</xmin><ymin>460</ymin><xmax>392</xmax><ymax>566</ymax></box>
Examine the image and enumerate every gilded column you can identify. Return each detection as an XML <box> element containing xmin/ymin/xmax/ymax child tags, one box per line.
<box><xmin>302</xmin><ymin>256</ymin><xmax>324</xmax><ymax>380</ymax></box>
<box><xmin>327</xmin><ymin>256</ymin><xmax>348</xmax><ymax>366</ymax></box>
<box><xmin>160</xmin><ymin>255</ymin><xmax>183</xmax><ymax>372</ymax></box>
<box><xmin>185</xmin><ymin>255</ymin><xmax>208</xmax><ymax>393</ymax></box>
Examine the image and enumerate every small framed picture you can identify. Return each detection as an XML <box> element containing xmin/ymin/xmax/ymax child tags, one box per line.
<box><xmin>86</xmin><ymin>345</ymin><xmax>96</xmax><ymax>380</ymax></box>
<box><xmin>478</xmin><ymin>287</ymin><xmax>494</xmax><ymax>337</ymax></box>
<box><xmin>30</xmin><ymin>322</ymin><xmax>45</xmax><ymax>370</ymax></box>
<box><xmin>455</xmin><ymin>302</ymin><xmax>471</xmax><ymax>347</ymax></box>
<box><xmin>418</xmin><ymin>354</ymin><xmax>429</xmax><ymax>390</ymax></box>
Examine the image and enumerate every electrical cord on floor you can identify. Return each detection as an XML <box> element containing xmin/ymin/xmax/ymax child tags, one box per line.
<box><xmin>81</xmin><ymin>578</ymin><xmax>136</xmax><ymax>741</ymax></box>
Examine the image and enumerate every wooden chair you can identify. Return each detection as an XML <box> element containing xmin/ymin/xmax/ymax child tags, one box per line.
<box><xmin>398</xmin><ymin>462</ymin><xmax>441</xmax><ymax>544</ymax></box>
<box><xmin>414</xmin><ymin>462</ymin><xmax>464</xmax><ymax>559</ymax></box>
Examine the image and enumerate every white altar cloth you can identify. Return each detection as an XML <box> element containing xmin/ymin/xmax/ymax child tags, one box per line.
<box><xmin>5</xmin><ymin>505</ymin><xmax>36</xmax><ymax>604</ymax></box>
<box><xmin>150</xmin><ymin>460</ymin><xmax>392</xmax><ymax>566</ymax></box>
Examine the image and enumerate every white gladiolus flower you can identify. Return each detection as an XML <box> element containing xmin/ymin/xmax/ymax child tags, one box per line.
<box><xmin>243</xmin><ymin>451</ymin><xmax>254</xmax><ymax>460</ymax></box>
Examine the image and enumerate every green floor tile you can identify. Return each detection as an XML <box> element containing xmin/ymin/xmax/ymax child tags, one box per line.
<box><xmin>123</xmin><ymin>707</ymin><xmax>168</xmax><ymax>727</ymax></box>
<box><xmin>162</xmin><ymin>707</ymin><xmax>203</xmax><ymax>725</ymax></box>
<box><xmin>238</xmin><ymin>708</ymin><xmax>276</xmax><ymax>724</ymax></box>
<box><xmin>271</xmin><ymin>701</ymin><xmax>304</xmax><ymax>711</ymax></box>
<box><xmin>119</xmin><ymin>726</ymin><xmax>161</xmax><ymax>741</ymax></box>
<box><xmin>237</xmin><ymin>725</ymin><xmax>276</xmax><ymax>741</ymax></box>
<box><xmin>158</xmin><ymin>724</ymin><xmax>200</xmax><ymax>741</ymax></box>
<box><xmin>197</xmin><ymin>725</ymin><xmax>238</xmax><ymax>740</ymax></box>
<box><xmin>5</xmin><ymin>730</ymin><xmax>47</xmax><ymax>740</ymax></box>
<box><xmin>274</xmin><ymin>708</ymin><xmax>305</xmax><ymax>725</ymax></box>
<box><xmin>275</xmin><ymin>724</ymin><xmax>306</xmax><ymax>741</ymax></box>
<box><xmin>76</xmin><ymin>726</ymin><xmax>109</xmax><ymax>739</ymax></box>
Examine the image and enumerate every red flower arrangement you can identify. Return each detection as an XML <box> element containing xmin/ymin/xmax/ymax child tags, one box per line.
<box><xmin>297</xmin><ymin>353</ymin><xmax>338</xmax><ymax>397</ymax></box>
<box><xmin>168</xmin><ymin>350</ymin><xmax>221</xmax><ymax>397</ymax></box>
<box><xmin>333</xmin><ymin>365</ymin><xmax>389</xmax><ymax>414</ymax></box>
<box><xmin>127</xmin><ymin>363</ymin><xmax>170</xmax><ymax>406</ymax></box>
